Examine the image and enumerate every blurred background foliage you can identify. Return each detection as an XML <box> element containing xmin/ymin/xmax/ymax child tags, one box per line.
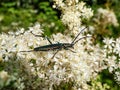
<box><xmin>89</xmin><ymin>0</ymin><xmax>120</xmax><ymax>36</ymax></box>
<box><xmin>0</xmin><ymin>0</ymin><xmax>120</xmax><ymax>89</ymax></box>
<box><xmin>0</xmin><ymin>0</ymin><xmax>64</xmax><ymax>36</ymax></box>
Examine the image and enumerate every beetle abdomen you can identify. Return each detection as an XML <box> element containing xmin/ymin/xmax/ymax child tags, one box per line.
<box><xmin>34</xmin><ymin>44</ymin><xmax>61</xmax><ymax>51</ymax></box>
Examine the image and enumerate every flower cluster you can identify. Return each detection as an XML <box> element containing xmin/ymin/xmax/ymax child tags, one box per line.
<box><xmin>0</xmin><ymin>0</ymin><xmax>119</xmax><ymax>90</ymax></box>
<box><xmin>53</xmin><ymin>0</ymin><xmax>93</xmax><ymax>35</ymax></box>
<box><xmin>94</xmin><ymin>8</ymin><xmax>119</xmax><ymax>27</ymax></box>
<box><xmin>103</xmin><ymin>38</ymin><xmax>120</xmax><ymax>84</ymax></box>
<box><xmin>0</xmin><ymin>23</ymin><xmax>119</xmax><ymax>89</ymax></box>
<box><xmin>92</xmin><ymin>8</ymin><xmax>119</xmax><ymax>36</ymax></box>
<box><xmin>98</xmin><ymin>8</ymin><xmax>119</xmax><ymax>27</ymax></box>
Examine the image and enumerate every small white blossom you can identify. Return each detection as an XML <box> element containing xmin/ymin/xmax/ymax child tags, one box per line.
<box><xmin>96</xmin><ymin>8</ymin><xmax>119</xmax><ymax>27</ymax></box>
<box><xmin>0</xmin><ymin>71</ymin><xmax>9</xmax><ymax>82</ymax></box>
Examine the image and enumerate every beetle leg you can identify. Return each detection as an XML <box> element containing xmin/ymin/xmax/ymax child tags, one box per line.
<box><xmin>64</xmin><ymin>47</ymin><xmax>76</xmax><ymax>53</ymax></box>
<box><xmin>67</xmin><ymin>49</ymin><xmax>76</xmax><ymax>53</ymax></box>
<box><xmin>45</xmin><ymin>37</ymin><xmax>52</xmax><ymax>44</ymax></box>
<box><xmin>63</xmin><ymin>45</ymin><xmax>76</xmax><ymax>53</ymax></box>
<box><xmin>30</xmin><ymin>31</ymin><xmax>53</xmax><ymax>44</ymax></box>
<box><xmin>51</xmin><ymin>50</ymin><xmax>59</xmax><ymax>59</ymax></box>
<box><xmin>30</xmin><ymin>31</ymin><xmax>43</xmax><ymax>37</ymax></box>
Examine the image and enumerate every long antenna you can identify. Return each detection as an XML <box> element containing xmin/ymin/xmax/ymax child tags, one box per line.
<box><xmin>71</xmin><ymin>26</ymin><xmax>87</xmax><ymax>44</ymax></box>
<box><xmin>73</xmin><ymin>35</ymin><xmax>91</xmax><ymax>45</ymax></box>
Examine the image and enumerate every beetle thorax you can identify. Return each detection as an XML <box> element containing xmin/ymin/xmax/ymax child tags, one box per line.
<box><xmin>62</xmin><ymin>43</ymin><xmax>74</xmax><ymax>48</ymax></box>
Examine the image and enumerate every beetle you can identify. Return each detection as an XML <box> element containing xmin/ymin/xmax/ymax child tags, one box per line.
<box><xmin>20</xmin><ymin>27</ymin><xmax>91</xmax><ymax>58</ymax></box>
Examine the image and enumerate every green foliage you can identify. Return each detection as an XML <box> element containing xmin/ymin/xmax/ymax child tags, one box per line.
<box><xmin>0</xmin><ymin>0</ymin><xmax>64</xmax><ymax>35</ymax></box>
<box><xmin>53</xmin><ymin>81</ymin><xmax>74</xmax><ymax>90</ymax></box>
<box><xmin>85</xmin><ymin>0</ymin><xmax>120</xmax><ymax>37</ymax></box>
<box><xmin>37</xmin><ymin>2</ymin><xmax>65</xmax><ymax>36</ymax></box>
<box><xmin>88</xmin><ymin>69</ymin><xmax>120</xmax><ymax>90</ymax></box>
<box><xmin>1</xmin><ymin>71</ymin><xmax>21</xmax><ymax>90</ymax></box>
<box><xmin>99</xmin><ymin>69</ymin><xmax>120</xmax><ymax>90</ymax></box>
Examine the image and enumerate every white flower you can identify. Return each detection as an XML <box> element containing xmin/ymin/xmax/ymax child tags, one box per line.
<box><xmin>113</xmin><ymin>38</ymin><xmax>120</xmax><ymax>56</ymax></box>
<box><xmin>115</xmin><ymin>71</ymin><xmax>120</xmax><ymax>84</ymax></box>
<box><xmin>103</xmin><ymin>38</ymin><xmax>114</xmax><ymax>51</ymax></box>
<box><xmin>97</xmin><ymin>8</ymin><xmax>119</xmax><ymax>27</ymax></box>
<box><xmin>53</xmin><ymin>0</ymin><xmax>93</xmax><ymax>35</ymax></box>
<box><xmin>0</xmin><ymin>0</ymin><xmax>119</xmax><ymax>89</ymax></box>
<box><xmin>0</xmin><ymin>23</ymin><xmax>120</xmax><ymax>89</ymax></box>
<box><xmin>0</xmin><ymin>71</ymin><xmax>9</xmax><ymax>82</ymax></box>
